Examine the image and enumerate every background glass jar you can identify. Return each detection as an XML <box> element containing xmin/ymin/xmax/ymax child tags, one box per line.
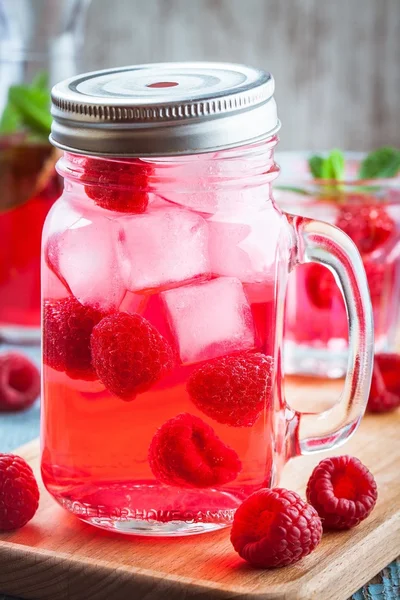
<box><xmin>0</xmin><ymin>0</ymin><xmax>91</xmax><ymax>342</ymax></box>
<box><xmin>41</xmin><ymin>63</ymin><xmax>373</xmax><ymax>536</ymax></box>
<box><xmin>275</xmin><ymin>151</ymin><xmax>400</xmax><ymax>378</ymax></box>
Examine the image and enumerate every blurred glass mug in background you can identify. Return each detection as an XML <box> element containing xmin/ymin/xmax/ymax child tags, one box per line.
<box><xmin>275</xmin><ymin>150</ymin><xmax>400</xmax><ymax>378</ymax></box>
<box><xmin>0</xmin><ymin>0</ymin><xmax>91</xmax><ymax>343</ymax></box>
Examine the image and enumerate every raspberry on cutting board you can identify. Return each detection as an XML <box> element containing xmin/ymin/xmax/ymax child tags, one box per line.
<box><xmin>148</xmin><ymin>413</ymin><xmax>242</xmax><ymax>488</ymax></box>
<box><xmin>0</xmin><ymin>352</ymin><xmax>40</xmax><ymax>412</ymax></box>
<box><xmin>230</xmin><ymin>488</ymin><xmax>322</xmax><ymax>568</ymax></box>
<box><xmin>0</xmin><ymin>454</ymin><xmax>39</xmax><ymax>531</ymax></box>
<box><xmin>187</xmin><ymin>352</ymin><xmax>274</xmax><ymax>427</ymax></box>
<box><xmin>306</xmin><ymin>455</ymin><xmax>378</xmax><ymax>530</ymax></box>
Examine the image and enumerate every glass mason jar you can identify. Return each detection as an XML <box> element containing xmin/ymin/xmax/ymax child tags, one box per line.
<box><xmin>275</xmin><ymin>152</ymin><xmax>400</xmax><ymax>378</ymax></box>
<box><xmin>41</xmin><ymin>63</ymin><xmax>374</xmax><ymax>536</ymax></box>
<box><xmin>0</xmin><ymin>0</ymin><xmax>91</xmax><ymax>342</ymax></box>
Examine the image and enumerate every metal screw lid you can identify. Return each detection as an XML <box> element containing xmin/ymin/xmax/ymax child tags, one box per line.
<box><xmin>50</xmin><ymin>62</ymin><xmax>280</xmax><ymax>157</ymax></box>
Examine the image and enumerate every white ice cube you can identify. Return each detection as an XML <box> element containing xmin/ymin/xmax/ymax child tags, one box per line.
<box><xmin>207</xmin><ymin>205</ymin><xmax>285</xmax><ymax>282</ymax></box>
<box><xmin>47</xmin><ymin>214</ymin><xmax>125</xmax><ymax>311</ymax></box>
<box><xmin>162</xmin><ymin>277</ymin><xmax>255</xmax><ymax>364</ymax></box>
<box><xmin>117</xmin><ymin>206</ymin><xmax>210</xmax><ymax>293</ymax></box>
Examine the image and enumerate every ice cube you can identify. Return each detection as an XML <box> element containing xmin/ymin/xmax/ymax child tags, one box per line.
<box><xmin>158</xmin><ymin>152</ymin><xmax>272</xmax><ymax>215</ymax></box>
<box><xmin>162</xmin><ymin>277</ymin><xmax>255</xmax><ymax>364</ymax></box>
<box><xmin>207</xmin><ymin>205</ymin><xmax>285</xmax><ymax>282</ymax></box>
<box><xmin>117</xmin><ymin>206</ymin><xmax>210</xmax><ymax>293</ymax></box>
<box><xmin>47</xmin><ymin>214</ymin><xmax>125</xmax><ymax>311</ymax></box>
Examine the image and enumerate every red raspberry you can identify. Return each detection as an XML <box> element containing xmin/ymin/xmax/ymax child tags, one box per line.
<box><xmin>368</xmin><ymin>353</ymin><xmax>400</xmax><ymax>413</ymax></box>
<box><xmin>91</xmin><ymin>312</ymin><xmax>174</xmax><ymax>400</ymax></box>
<box><xmin>82</xmin><ymin>157</ymin><xmax>151</xmax><ymax>214</ymax></box>
<box><xmin>0</xmin><ymin>454</ymin><xmax>39</xmax><ymax>531</ymax></box>
<box><xmin>231</xmin><ymin>488</ymin><xmax>322</xmax><ymax>568</ymax></box>
<box><xmin>304</xmin><ymin>263</ymin><xmax>340</xmax><ymax>310</ymax></box>
<box><xmin>0</xmin><ymin>352</ymin><xmax>40</xmax><ymax>412</ymax></box>
<box><xmin>148</xmin><ymin>413</ymin><xmax>241</xmax><ymax>488</ymax></box>
<box><xmin>187</xmin><ymin>353</ymin><xmax>274</xmax><ymax>427</ymax></box>
<box><xmin>306</xmin><ymin>455</ymin><xmax>378</xmax><ymax>530</ymax></box>
<box><xmin>364</xmin><ymin>261</ymin><xmax>386</xmax><ymax>305</ymax></box>
<box><xmin>43</xmin><ymin>297</ymin><xmax>106</xmax><ymax>380</ymax></box>
<box><xmin>336</xmin><ymin>204</ymin><xmax>394</xmax><ymax>255</ymax></box>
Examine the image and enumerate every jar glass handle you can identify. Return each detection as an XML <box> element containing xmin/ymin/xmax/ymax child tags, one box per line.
<box><xmin>284</xmin><ymin>213</ymin><xmax>374</xmax><ymax>455</ymax></box>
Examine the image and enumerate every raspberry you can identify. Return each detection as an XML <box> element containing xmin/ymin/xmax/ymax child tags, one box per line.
<box><xmin>0</xmin><ymin>352</ymin><xmax>40</xmax><ymax>412</ymax></box>
<box><xmin>43</xmin><ymin>297</ymin><xmax>106</xmax><ymax>380</ymax></box>
<box><xmin>82</xmin><ymin>157</ymin><xmax>151</xmax><ymax>214</ymax></box>
<box><xmin>91</xmin><ymin>312</ymin><xmax>174</xmax><ymax>400</ymax></box>
<box><xmin>336</xmin><ymin>204</ymin><xmax>394</xmax><ymax>255</ymax></box>
<box><xmin>364</xmin><ymin>261</ymin><xmax>386</xmax><ymax>305</ymax></box>
<box><xmin>306</xmin><ymin>455</ymin><xmax>378</xmax><ymax>530</ymax></box>
<box><xmin>368</xmin><ymin>353</ymin><xmax>400</xmax><ymax>413</ymax></box>
<box><xmin>304</xmin><ymin>263</ymin><xmax>341</xmax><ymax>310</ymax></box>
<box><xmin>148</xmin><ymin>413</ymin><xmax>241</xmax><ymax>488</ymax></box>
<box><xmin>187</xmin><ymin>353</ymin><xmax>274</xmax><ymax>427</ymax></box>
<box><xmin>0</xmin><ymin>454</ymin><xmax>39</xmax><ymax>531</ymax></box>
<box><xmin>231</xmin><ymin>488</ymin><xmax>322</xmax><ymax>568</ymax></box>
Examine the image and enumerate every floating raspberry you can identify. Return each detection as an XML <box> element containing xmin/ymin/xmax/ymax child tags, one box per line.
<box><xmin>304</xmin><ymin>263</ymin><xmax>341</xmax><ymax>310</ymax></box>
<box><xmin>82</xmin><ymin>157</ymin><xmax>151</xmax><ymax>214</ymax></box>
<box><xmin>368</xmin><ymin>353</ymin><xmax>400</xmax><ymax>413</ymax></box>
<box><xmin>0</xmin><ymin>353</ymin><xmax>40</xmax><ymax>412</ymax></box>
<box><xmin>0</xmin><ymin>454</ymin><xmax>39</xmax><ymax>531</ymax></box>
<box><xmin>187</xmin><ymin>353</ymin><xmax>274</xmax><ymax>427</ymax></box>
<box><xmin>231</xmin><ymin>488</ymin><xmax>322</xmax><ymax>568</ymax></box>
<box><xmin>336</xmin><ymin>204</ymin><xmax>394</xmax><ymax>255</ymax></box>
<box><xmin>43</xmin><ymin>297</ymin><xmax>106</xmax><ymax>380</ymax></box>
<box><xmin>306</xmin><ymin>455</ymin><xmax>378</xmax><ymax>530</ymax></box>
<box><xmin>91</xmin><ymin>312</ymin><xmax>174</xmax><ymax>400</ymax></box>
<box><xmin>148</xmin><ymin>413</ymin><xmax>241</xmax><ymax>488</ymax></box>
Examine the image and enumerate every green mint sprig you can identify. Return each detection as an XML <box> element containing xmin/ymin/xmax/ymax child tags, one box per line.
<box><xmin>0</xmin><ymin>71</ymin><xmax>51</xmax><ymax>139</ymax></box>
<box><xmin>359</xmin><ymin>147</ymin><xmax>400</xmax><ymax>179</ymax></box>
<box><xmin>275</xmin><ymin>146</ymin><xmax>400</xmax><ymax>196</ymax></box>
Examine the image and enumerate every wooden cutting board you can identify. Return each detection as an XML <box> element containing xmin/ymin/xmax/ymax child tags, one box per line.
<box><xmin>0</xmin><ymin>378</ymin><xmax>399</xmax><ymax>600</ymax></box>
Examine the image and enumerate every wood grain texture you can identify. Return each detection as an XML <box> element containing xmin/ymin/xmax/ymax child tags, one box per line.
<box><xmin>0</xmin><ymin>378</ymin><xmax>399</xmax><ymax>600</ymax></box>
<box><xmin>82</xmin><ymin>0</ymin><xmax>400</xmax><ymax>151</ymax></box>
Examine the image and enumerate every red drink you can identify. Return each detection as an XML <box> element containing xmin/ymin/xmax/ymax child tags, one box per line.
<box><xmin>276</xmin><ymin>153</ymin><xmax>400</xmax><ymax>377</ymax></box>
<box><xmin>41</xmin><ymin>64</ymin><xmax>374</xmax><ymax>536</ymax></box>
<box><xmin>0</xmin><ymin>141</ymin><xmax>61</xmax><ymax>339</ymax></box>
<box><xmin>41</xmin><ymin>153</ymin><xmax>286</xmax><ymax>535</ymax></box>
<box><xmin>42</xmin><ymin>260</ymin><xmax>281</xmax><ymax>534</ymax></box>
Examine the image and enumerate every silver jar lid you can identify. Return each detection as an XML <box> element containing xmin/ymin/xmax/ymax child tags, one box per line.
<box><xmin>50</xmin><ymin>62</ymin><xmax>279</xmax><ymax>157</ymax></box>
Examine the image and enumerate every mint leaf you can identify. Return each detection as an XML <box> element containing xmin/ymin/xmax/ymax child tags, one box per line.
<box><xmin>309</xmin><ymin>155</ymin><xmax>324</xmax><ymax>178</ymax></box>
<box><xmin>359</xmin><ymin>147</ymin><xmax>400</xmax><ymax>179</ymax></box>
<box><xmin>8</xmin><ymin>85</ymin><xmax>51</xmax><ymax>137</ymax></box>
<box><xmin>320</xmin><ymin>149</ymin><xmax>345</xmax><ymax>180</ymax></box>
<box><xmin>0</xmin><ymin>102</ymin><xmax>22</xmax><ymax>134</ymax></box>
<box><xmin>328</xmin><ymin>149</ymin><xmax>345</xmax><ymax>180</ymax></box>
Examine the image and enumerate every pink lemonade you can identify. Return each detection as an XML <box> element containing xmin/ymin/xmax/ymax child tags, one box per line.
<box><xmin>41</xmin><ymin>63</ymin><xmax>374</xmax><ymax>536</ymax></box>
<box><xmin>41</xmin><ymin>147</ymin><xmax>290</xmax><ymax>535</ymax></box>
<box><xmin>277</xmin><ymin>186</ymin><xmax>400</xmax><ymax>376</ymax></box>
<box><xmin>41</xmin><ymin>265</ymin><xmax>282</xmax><ymax>534</ymax></box>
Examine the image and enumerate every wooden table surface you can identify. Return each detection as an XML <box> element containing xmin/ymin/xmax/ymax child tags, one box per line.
<box><xmin>0</xmin><ymin>377</ymin><xmax>399</xmax><ymax>600</ymax></box>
